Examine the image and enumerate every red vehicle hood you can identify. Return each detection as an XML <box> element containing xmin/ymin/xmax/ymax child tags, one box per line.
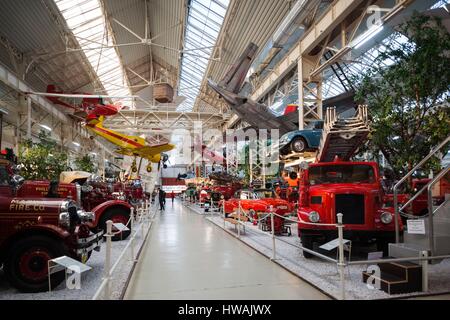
<box><xmin>259</xmin><ymin>198</ymin><xmax>290</xmax><ymax>207</ymax></box>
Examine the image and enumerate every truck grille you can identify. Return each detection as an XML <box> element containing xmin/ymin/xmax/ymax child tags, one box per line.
<box><xmin>335</xmin><ymin>194</ymin><xmax>365</xmax><ymax>224</ymax></box>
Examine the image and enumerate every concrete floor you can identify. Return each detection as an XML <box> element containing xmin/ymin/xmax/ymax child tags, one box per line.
<box><xmin>124</xmin><ymin>200</ymin><xmax>329</xmax><ymax>300</ymax></box>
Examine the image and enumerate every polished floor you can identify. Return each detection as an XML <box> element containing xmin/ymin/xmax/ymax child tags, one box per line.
<box><xmin>124</xmin><ymin>199</ymin><xmax>329</xmax><ymax>300</ymax></box>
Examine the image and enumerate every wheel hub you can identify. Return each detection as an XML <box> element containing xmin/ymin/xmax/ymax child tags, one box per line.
<box><xmin>19</xmin><ymin>249</ymin><xmax>51</xmax><ymax>281</ymax></box>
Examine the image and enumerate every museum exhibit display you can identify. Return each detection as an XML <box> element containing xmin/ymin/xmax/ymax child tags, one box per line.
<box><xmin>0</xmin><ymin>0</ymin><xmax>448</xmax><ymax>306</ymax></box>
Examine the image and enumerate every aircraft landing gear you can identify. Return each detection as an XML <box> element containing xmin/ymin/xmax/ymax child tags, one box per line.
<box><xmin>131</xmin><ymin>158</ymin><xmax>137</xmax><ymax>173</ymax></box>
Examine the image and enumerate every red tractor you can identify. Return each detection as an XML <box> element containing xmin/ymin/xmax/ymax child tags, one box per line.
<box><xmin>223</xmin><ymin>189</ymin><xmax>294</xmax><ymax>235</ymax></box>
<box><xmin>0</xmin><ymin>159</ymin><xmax>103</xmax><ymax>292</ymax></box>
<box><xmin>297</xmin><ymin>159</ymin><xmax>403</xmax><ymax>258</ymax></box>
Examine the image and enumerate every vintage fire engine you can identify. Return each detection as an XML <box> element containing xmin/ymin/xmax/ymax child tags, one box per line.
<box><xmin>0</xmin><ymin>159</ymin><xmax>103</xmax><ymax>292</ymax></box>
<box><xmin>223</xmin><ymin>189</ymin><xmax>294</xmax><ymax>235</ymax></box>
<box><xmin>210</xmin><ymin>183</ymin><xmax>242</xmax><ymax>201</ymax></box>
<box><xmin>297</xmin><ymin>160</ymin><xmax>403</xmax><ymax>258</ymax></box>
<box><xmin>118</xmin><ymin>179</ymin><xmax>145</xmax><ymax>206</ymax></box>
<box><xmin>4</xmin><ymin>163</ymin><xmax>132</xmax><ymax>241</ymax></box>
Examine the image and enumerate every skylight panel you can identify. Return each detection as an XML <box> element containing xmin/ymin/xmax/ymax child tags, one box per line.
<box><xmin>54</xmin><ymin>0</ymin><xmax>131</xmax><ymax>102</ymax></box>
<box><xmin>177</xmin><ymin>0</ymin><xmax>229</xmax><ymax>112</ymax></box>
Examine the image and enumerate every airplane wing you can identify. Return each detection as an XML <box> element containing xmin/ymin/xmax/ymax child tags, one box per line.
<box><xmin>115</xmin><ymin>144</ymin><xmax>175</xmax><ymax>158</ymax></box>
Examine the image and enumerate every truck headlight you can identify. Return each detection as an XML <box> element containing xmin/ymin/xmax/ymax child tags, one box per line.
<box><xmin>308</xmin><ymin>211</ymin><xmax>320</xmax><ymax>223</ymax></box>
<box><xmin>81</xmin><ymin>184</ymin><xmax>93</xmax><ymax>193</ymax></box>
<box><xmin>59</xmin><ymin>200</ymin><xmax>73</xmax><ymax>228</ymax></box>
<box><xmin>78</xmin><ymin>210</ymin><xmax>95</xmax><ymax>223</ymax></box>
<box><xmin>75</xmin><ymin>183</ymin><xmax>82</xmax><ymax>207</ymax></box>
<box><xmin>59</xmin><ymin>211</ymin><xmax>71</xmax><ymax>228</ymax></box>
<box><xmin>380</xmin><ymin>212</ymin><xmax>393</xmax><ymax>224</ymax></box>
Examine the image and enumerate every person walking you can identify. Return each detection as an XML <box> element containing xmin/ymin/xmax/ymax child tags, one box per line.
<box><xmin>158</xmin><ymin>188</ymin><xmax>166</xmax><ymax>211</ymax></box>
<box><xmin>170</xmin><ymin>191</ymin><xmax>175</xmax><ymax>204</ymax></box>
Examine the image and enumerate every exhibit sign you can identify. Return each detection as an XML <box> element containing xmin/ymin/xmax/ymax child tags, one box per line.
<box><xmin>407</xmin><ymin>219</ymin><xmax>426</xmax><ymax>234</ymax></box>
<box><xmin>162</xmin><ymin>185</ymin><xmax>187</xmax><ymax>193</ymax></box>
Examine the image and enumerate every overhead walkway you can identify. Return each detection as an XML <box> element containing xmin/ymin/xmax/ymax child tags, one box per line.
<box><xmin>124</xmin><ymin>200</ymin><xmax>329</xmax><ymax>300</ymax></box>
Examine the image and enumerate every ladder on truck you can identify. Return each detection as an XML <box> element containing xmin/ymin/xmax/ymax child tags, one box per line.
<box><xmin>317</xmin><ymin>105</ymin><xmax>370</xmax><ymax>162</ymax></box>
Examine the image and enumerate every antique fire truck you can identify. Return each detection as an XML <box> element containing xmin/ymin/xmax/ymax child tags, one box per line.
<box><xmin>223</xmin><ymin>189</ymin><xmax>294</xmax><ymax>235</ymax></box>
<box><xmin>0</xmin><ymin>159</ymin><xmax>103</xmax><ymax>292</ymax></box>
<box><xmin>3</xmin><ymin>162</ymin><xmax>132</xmax><ymax>241</ymax></box>
<box><xmin>297</xmin><ymin>159</ymin><xmax>403</xmax><ymax>258</ymax></box>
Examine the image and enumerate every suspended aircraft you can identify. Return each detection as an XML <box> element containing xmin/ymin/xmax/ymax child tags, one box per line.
<box><xmin>207</xmin><ymin>43</ymin><xmax>357</xmax><ymax>135</ymax></box>
<box><xmin>32</xmin><ymin>86</ymin><xmax>175</xmax><ymax>173</ymax></box>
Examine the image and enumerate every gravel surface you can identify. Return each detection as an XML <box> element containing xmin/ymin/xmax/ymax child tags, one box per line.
<box><xmin>0</xmin><ymin>215</ymin><xmax>154</xmax><ymax>300</ymax></box>
<box><xmin>184</xmin><ymin>203</ymin><xmax>450</xmax><ymax>300</ymax></box>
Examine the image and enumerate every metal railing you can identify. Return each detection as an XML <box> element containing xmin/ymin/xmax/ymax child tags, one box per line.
<box><xmin>219</xmin><ymin>202</ymin><xmax>450</xmax><ymax>300</ymax></box>
<box><xmin>394</xmin><ymin>136</ymin><xmax>450</xmax><ymax>242</ymax></box>
<box><xmin>427</xmin><ymin>165</ymin><xmax>450</xmax><ymax>256</ymax></box>
<box><xmin>222</xmin><ymin>201</ymin><xmax>344</xmax><ymax>298</ymax></box>
<box><xmin>92</xmin><ymin>200</ymin><xmax>157</xmax><ymax>300</ymax></box>
<box><xmin>183</xmin><ymin>193</ymin><xmax>450</xmax><ymax>299</ymax></box>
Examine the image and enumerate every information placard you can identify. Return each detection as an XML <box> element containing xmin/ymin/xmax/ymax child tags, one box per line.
<box><xmin>319</xmin><ymin>238</ymin><xmax>350</xmax><ymax>251</ymax></box>
<box><xmin>407</xmin><ymin>219</ymin><xmax>426</xmax><ymax>234</ymax></box>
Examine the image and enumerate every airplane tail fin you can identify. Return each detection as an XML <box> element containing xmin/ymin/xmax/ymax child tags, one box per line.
<box><xmin>218</xmin><ymin>42</ymin><xmax>258</xmax><ymax>94</ymax></box>
<box><xmin>86</xmin><ymin>114</ymin><xmax>105</xmax><ymax>126</ymax></box>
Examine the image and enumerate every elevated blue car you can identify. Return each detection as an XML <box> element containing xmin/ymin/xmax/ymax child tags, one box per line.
<box><xmin>278</xmin><ymin>120</ymin><xmax>324</xmax><ymax>154</ymax></box>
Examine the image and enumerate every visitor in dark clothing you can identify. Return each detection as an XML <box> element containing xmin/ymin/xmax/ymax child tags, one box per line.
<box><xmin>158</xmin><ymin>188</ymin><xmax>166</xmax><ymax>210</ymax></box>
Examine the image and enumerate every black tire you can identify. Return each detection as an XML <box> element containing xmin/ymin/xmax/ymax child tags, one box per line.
<box><xmin>300</xmin><ymin>234</ymin><xmax>314</xmax><ymax>259</ymax></box>
<box><xmin>290</xmin><ymin>137</ymin><xmax>307</xmax><ymax>153</ymax></box>
<box><xmin>4</xmin><ymin>235</ymin><xmax>67</xmax><ymax>293</ymax></box>
<box><xmin>99</xmin><ymin>207</ymin><xmax>131</xmax><ymax>241</ymax></box>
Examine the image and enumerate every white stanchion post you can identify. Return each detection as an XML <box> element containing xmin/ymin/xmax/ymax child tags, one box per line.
<box><xmin>104</xmin><ymin>220</ymin><xmax>113</xmax><ymax>299</ymax></box>
<box><xmin>270</xmin><ymin>205</ymin><xmax>276</xmax><ymax>260</ymax></box>
<box><xmin>421</xmin><ymin>250</ymin><xmax>429</xmax><ymax>292</ymax></box>
<box><xmin>237</xmin><ymin>201</ymin><xmax>241</xmax><ymax>238</ymax></box>
<box><xmin>130</xmin><ymin>207</ymin><xmax>135</xmax><ymax>261</ymax></box>
<box><xmin>337</xmin><ymin>213</ymin><xmax>345</xmax><ymax>300</ymax></box>
<box><xmin>222</xmin><ymin>196</ymin><xmax>226</xmax><ymax>228</ymax></box>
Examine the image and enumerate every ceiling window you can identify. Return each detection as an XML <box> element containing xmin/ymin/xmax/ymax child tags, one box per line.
<box><xmin>54</xmin><ymin>0</ymin><xmax>131</xmax><ymax>102</ymax></box>
<box><xmin>177</xmin><ymin>0</ymin><xmax>229</xmax><ymax>112</ymax></box>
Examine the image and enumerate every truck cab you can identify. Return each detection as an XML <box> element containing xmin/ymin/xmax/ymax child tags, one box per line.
<box><xmin>297</xmin><ymin>160</ymin><xmax>403</xmax><ymax>258</ymax></box>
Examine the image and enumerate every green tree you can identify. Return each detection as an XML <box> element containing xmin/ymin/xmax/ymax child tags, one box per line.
<box><xmin>74</xmin><ymin>154</ymin><xmax>96</xmax><ymax>173</ymax></box>
<box><xmin>18</xmin><ymin>130</ymin><xmax>69</xmax><ymax>180</ymax></box>
<box><xmin>354</xmin><ymin>13</ymin><xmax>450</xmax><ymax>178</ymax></box>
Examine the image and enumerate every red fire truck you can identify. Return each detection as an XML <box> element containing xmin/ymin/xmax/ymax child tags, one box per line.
<box><xmin>0</xmin><ymin>159</ymin><xmax>103</xmax><ymax>292</ymax></box>
<box><xmin>297</xmin><ymin>159</ymin><xmax>403</xmax><ymax>258</ymax></box>
<box><xmin>1</xmin><ymin>162</ymin><xmax>132</xmax><ymax>241</ymax></box>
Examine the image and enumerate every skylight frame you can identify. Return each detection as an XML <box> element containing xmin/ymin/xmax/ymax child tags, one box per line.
<box><xmin>177</xmin><ymin>0</ymin><xmax>229</xmax><ymax>112</ymax></box>
<box><xmin>54</xmin><ymin>0</ymin><xmax>132</xmax><ymax>102</ymax></box>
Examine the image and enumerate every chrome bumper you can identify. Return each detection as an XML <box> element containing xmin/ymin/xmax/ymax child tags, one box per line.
<box><xmin>76</xmin><ymin>230</ymin><xmax>104</xmax><ymax>255</ymax></box>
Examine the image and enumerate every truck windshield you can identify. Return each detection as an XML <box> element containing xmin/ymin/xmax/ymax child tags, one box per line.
<box><xmin>309</xmin><ymin>165</ymin><xmax>376</xmax><ymax>185</ymax></box>
<box><xmin>255</xmin><ymin>190</ymin><xmax>274</xmax><ymax>199</ymax></box>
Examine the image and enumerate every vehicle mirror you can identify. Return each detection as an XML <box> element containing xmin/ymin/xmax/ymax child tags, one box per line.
<box><xmin>81</xmin><ymin>184</ymin><xmax>94</xmax><ymax>193</ymax></box>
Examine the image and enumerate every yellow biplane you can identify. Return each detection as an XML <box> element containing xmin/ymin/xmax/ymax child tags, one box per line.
<box><xmin>86</xmin><ymin>114</ymin><xmax>174</xmax><ymax>173</ymax></box>
<box><xmin>38</xmin><ymin>87</ymin><xmax>175</xmax><ymax>173</ymax></box>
